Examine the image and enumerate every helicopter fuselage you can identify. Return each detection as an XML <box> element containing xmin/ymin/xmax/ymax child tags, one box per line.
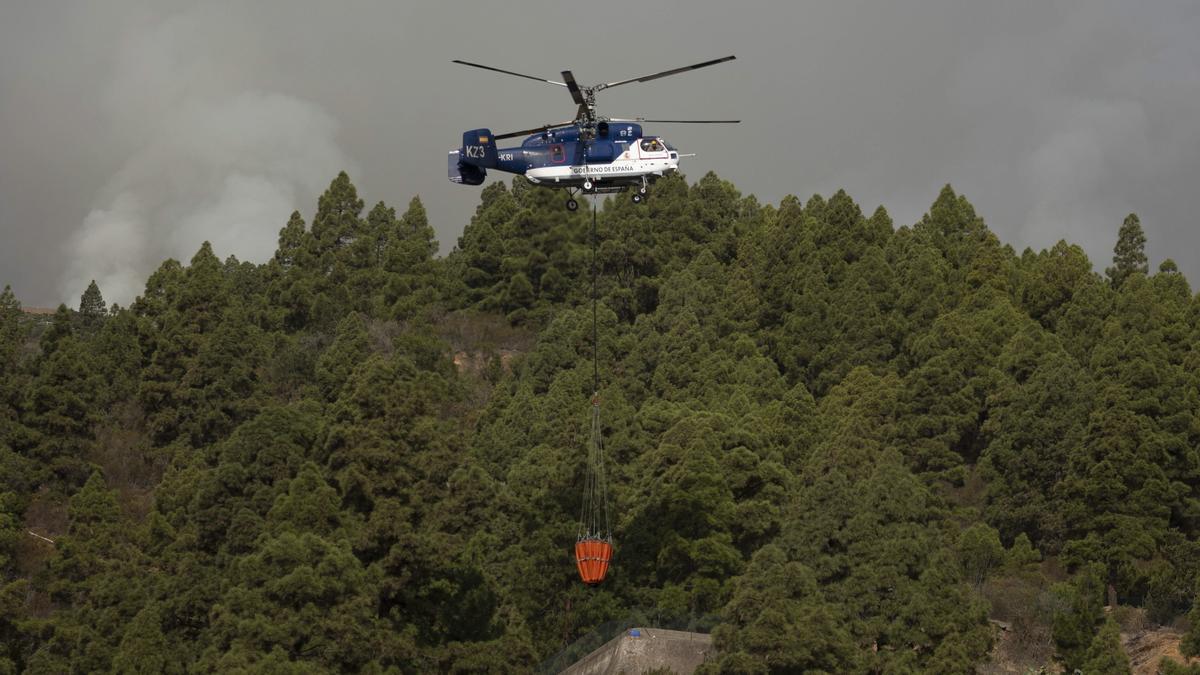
<box><xmin>448</xmin><ymin>123</ymin><xmax>681</xmax><ymax>196</ymax></box>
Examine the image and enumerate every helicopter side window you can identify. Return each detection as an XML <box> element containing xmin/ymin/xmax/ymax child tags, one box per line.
<box><xmin>640</xmin><ymin>138</ymin><xmax>663</xmax><ymax>153</ymax></box>
<box><xmin>550</xmin><ymin>144</ymin><xmax>565</xmax><ymax>163</ymax></box>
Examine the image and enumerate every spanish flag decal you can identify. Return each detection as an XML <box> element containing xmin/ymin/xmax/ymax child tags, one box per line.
<box><xmin>478</xmin><ymin>135</ymin><xmax>489</xmax><ymax>143</ymax></box>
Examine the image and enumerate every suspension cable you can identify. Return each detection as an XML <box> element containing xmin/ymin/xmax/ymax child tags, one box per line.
<box><xmin>578</xmin><ymin>200</ymin><xmax>610</xmax><ymax>541</ymax></box>
<box><xmin>591</xmin><ymin>201</ymin><xmax>598</xmax><ymax>395</ymax></box>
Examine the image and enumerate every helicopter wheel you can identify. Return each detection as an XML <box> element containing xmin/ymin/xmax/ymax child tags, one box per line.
<box><xmin>582</xmin><ymin>180</ymin><xmax>593</xmax><ymax>191</ymax></box>
<box><xmin>566</xmin><ymin>198</ymin><xmax>579</xmax><ymax>211</ymax></box>
<box><xmin>631</xmin><ymin>193</ymin><xmax>643</xmax><ymax>204</ymax></box>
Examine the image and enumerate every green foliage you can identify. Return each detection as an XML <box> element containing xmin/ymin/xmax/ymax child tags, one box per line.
<box><xmin>1161</xmin><ymin>659</ymin><xmax>1200</xmax><ymax>675</ymax></box>
<box><xmin>199</xmin><ymin>531</ymin><xmax>398</xmax><ymax>671</ymax></box>
<box><xmin>78</xmin><ymin>280</ymin><xmax>106</xmax><ymax>326</ymax></box>
<box><xmin>1184</xmin><ymin>579</ymin><xmax>1200</xmax><ymax>658</ymax></box>
<box><xmin>1017</xmin><ymin>240</ymin><xmax>1097</xmax><ymax>329</ymax></box>
<box><xmin>1080</xmin><ymin>615</ymin><xmax>1131</xmax><ymax>674</ymax></box>
<box><xmin>24</xmin><ymin>332</ymin><xmax>98</xmax><ymax>486</ymax></box>
<box><xmin>111</xmin><ymin>604</ymin><xmax>174</xmax><ymax>675</ymax></box>
<box><xmin>314</xmin><ymin>312</ymin><xmax>370</xmax><ymax>400</ymax></box>
<box><xmin>958</xmin><ymin>522</ymin><xmax>1005</xmax><ymax>589</ymax></box>
<box><xmin>1051</xmin><ymin>563</ymin><xmax>1107</xmax><ymax>671</ymax></box>
<box><xmin>980</xmin><ymin>331</ymin><xmax>1093</xmax><ymax>549</ymax></box>
<box><xmin>1106</xmin><ymin>213</ymin><xmax>1149</xmax><ymax>289</ymax></box>
<box><xmin>1005</xmin><ymin>533</ymin><xmax>1042</xmax><ymax>572</ymax></box>
<box><xmin>706</xmin><ymin>545</ymin><xmax>859</xmax><ymax>673</ymax></box>
<box><xmin>4</xmin><ymin>171</ymin><xmax>1200</xmax><ymax>672</ymax></box>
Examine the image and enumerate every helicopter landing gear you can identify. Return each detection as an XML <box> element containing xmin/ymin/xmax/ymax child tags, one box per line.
<box><xmin>632</xmin><ymin>177</ymin><xmax>649</xmax><ymax>204</ymax></box>
<box><xmin>633</xmin><ymin>176</ymin><xmax>652</xmax><ymax>201</ymax></box>
<box><xmin>564</xmin><ymin>187</ymin><xmax>581</xmax><ymax>211</ymax></box>
<box><xmin>582</xmin><ymin>179</ymin><xmax>593</xmax><ymax>191</ymax></box>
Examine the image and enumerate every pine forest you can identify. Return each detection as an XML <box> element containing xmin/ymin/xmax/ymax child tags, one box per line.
<box><xmin>4</xmin><ymin>171</ymin><xmax>1200</xmax><ymax>673</ymax></box>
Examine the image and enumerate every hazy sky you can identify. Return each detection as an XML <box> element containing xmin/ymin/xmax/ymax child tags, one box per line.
<box><xmin>2</xmin><ymin>1</ymin><xmax>1199</xmax><ymax>307</ymax></box>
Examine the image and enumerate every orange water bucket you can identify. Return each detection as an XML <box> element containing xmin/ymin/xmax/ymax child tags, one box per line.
<box><xmin>575</xmin><ymin>538</ymin><xmax>613</xmax><ymax>585</ymax></box>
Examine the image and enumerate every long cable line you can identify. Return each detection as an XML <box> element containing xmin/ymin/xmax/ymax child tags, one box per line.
<box><xmin>592</xmin><ymin>201</ymin><xmax>599</xmax><ymax>395</ymax></box>
<box><xmin>578</xmin><ymin>200</ymin><xmax>611</xmax><ymax>545</ymax></box>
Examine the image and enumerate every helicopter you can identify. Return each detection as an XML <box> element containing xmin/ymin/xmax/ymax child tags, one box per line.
<box><xmin>448</xmin><ymin>56</ymin><xmax>739</xmax><ymax>211</ymax></box>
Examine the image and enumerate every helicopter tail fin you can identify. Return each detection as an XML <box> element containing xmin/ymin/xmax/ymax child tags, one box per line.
<box><xmin>460</xmin><ymin>129</ymin><xmax>499</xmax><ymax>169</ymax></box>
<box><xmin>448</xmin><ymin>150</ymin><xmax>486</xmax><ymax>185</ymax></box>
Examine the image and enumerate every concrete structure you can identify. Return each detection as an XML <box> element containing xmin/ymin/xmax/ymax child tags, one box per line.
<box><xmin>560</xmin><ymin>627</ymin><xmax>714</xmax><ymax>675</ymax></box>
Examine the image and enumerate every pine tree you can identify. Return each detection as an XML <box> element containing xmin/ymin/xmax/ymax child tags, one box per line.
<box><xmin>0</xmin><ymin>286</ymin><xmax>31</xmax><ymax>465</ymax></box>
<box><xmin>90</xmin><ymin>308</ymin><xmax>143</xmax><ymax>405</ymax></box>
<box><xmin>1018</xmin><ymin>240</ymin><xmax>1096</xmax><ymax>328</ymax></box>
<box><xmin>980</xmin><ymin>336</ymin><xmax>1094</xmax><ymax>549</ymax></box>
<box><xmin>198</xmin><ymin>531</ymin><xmax>399</xmax><ymax>671</ymax></box>
<box><xmin>1183</xmin><ymin>580</ymin><xmax>1200</xmax><ymax>658</ymax></box>
<box><xmin>398</xmin><ymin>196</ymin><xmax>436</xmax><ymax>260</ymax></box>
<box><xmin>39</xmin><ymin>304</ymin><xmax>75</xmax><ymax>359</ymax></box>
<box><xmin>0</xmin><ymin>496</ymin><xmax>27</xmax><ymax>670</ymax></box>
<box><xmin>0</xmin><ymin>286</ymin><xmax>22</xmax><ymax>369</ymax></box>
<box><xmin>78</xmin><ymin>280</ymin><xmax>106</xmax><ymax>326</ymax></box>
<box><xmin>1051</xmin><ymin>563</ymin><xmax>1107</xmax><ymax>671</ymax></box>
<box><xmin>299</xmin><ymin>172</ymin><xmax>366</xmax><ymax>328</ymax></box>
<box><xmin>958</xmin><ymin>523</ymin><xmax>1005</xmax><ymax>589</ymax></box>
<box><xmin>1106</xmin><ymin>213</ymin><xmax>1148</xmax><ymax>289</ymax></box>
<box><xmin>504</xmin><ymin>272</ymin><xmax>535</xmax><ymax>323</ymax></box>
<box><xmin>384</xmin><ymin>197</ymin><xmax>440</xmax><ymax>319</ymax></box>
<box><xmin>1081</xmin><ymin>616</ymin><xmax>1132</xmax><ymax>674</ymax></box>
<box><xmin>315</xmin><ymin>312</ymin><xmax>370</xmax><ymax>400</ymax></box>
<box><xmin>111</xmin><ymin>604</ymin><xmax>172</xmax><ymax>674</ymax></box>
<box><xmin>182</xmin><ymin>300</ymin><xmax>266</xmax><ymax>446</ymax></box>
<box><xmin>310</xmin><ymin>171</ymin><xmax>365</xmax><ymax>254</ymax></box>
<box><xmin>707</xmin><ymin>545</ymin><xmax>860</xmax><ymax>673</ymax></box>
<box><xmin>272</xmin><ymin>211</ymin><xmax>308</xmax><ymax>272</ymax></box>
<box><xmin>0</xmin><ymin>575</ymin><xmax>30</xmax><ymax>673</ymax></box>
<box><xmin>914</xmin><ymin>184</ymin><xmax>991</xmax><ymax>273</ymax></box>
<box><xmin>25</xmin><ymin>334</ymin><xmax>97</xmax><ymax>485</ymax></box>
<box><xmin>180</xmin><ymin>242</ymin><xmax>228</xmax><ymax>334</ymax></box>
<box><xmin>1160</xmin><ymin>659</ymin><xmax>1200</xmax><ymax>675</ymax></box>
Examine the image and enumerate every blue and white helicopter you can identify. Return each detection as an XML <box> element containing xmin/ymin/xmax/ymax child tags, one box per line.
<box><xmin>448</xmin><ymin>56</ymin><xmax>738</xmax><ymax>211</ymax></box>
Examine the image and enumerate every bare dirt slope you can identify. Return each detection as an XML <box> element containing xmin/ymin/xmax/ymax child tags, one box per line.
<box><xmin>1123</xmin><ymin>627</ymin><xmax>1197</xmax><ymax>674</ymax></box>
<box><xmin>982</xmin><ymin>619</ymin><xmax>1198</xmax><ymax>674</ymax></box>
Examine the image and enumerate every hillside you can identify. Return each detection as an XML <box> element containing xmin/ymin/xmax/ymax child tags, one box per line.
<box><xmin>3</xmin><ymin>171</ymin><xmax>1200</xmax><ymax>672</ymax></box>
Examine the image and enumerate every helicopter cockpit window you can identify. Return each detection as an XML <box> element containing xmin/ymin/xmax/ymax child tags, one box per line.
<box><xmin>550</xmin><ymin>144</ymin><xmax>565</xmax><ymax>163</ymax></box>
<box><xmin>640</xmin><ymin>138</ymin><xmax>664</xmax><ymax>153</ymax></box>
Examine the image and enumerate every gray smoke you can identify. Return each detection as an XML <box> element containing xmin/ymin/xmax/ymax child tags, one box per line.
<box><xmin>59</xmin><ymin>5</ymin><xmax>352</xmax><ymax>305</ymax></box>
<box><xmin>2</xmin><ymin>3</ymin><xmax>1199</xmax><ymax>307</ymax></box>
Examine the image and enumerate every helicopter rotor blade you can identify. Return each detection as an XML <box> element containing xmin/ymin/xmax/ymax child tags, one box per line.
<box><xmin>608</xmin><ymin>117</ymin><xmax>741</xmax><ymax>124</ymax></box>
<box><xmin>561</xmin><ymin>70</ymin><xmax>587</xmax><ymax>106</ymax></box>
<box><xmin>561</xmin><ymin>70</ymin><xmax>590</xmax><ymax>121</ymax></box>
<box><xmin>597</xmin><ymin>55</ymin><xmax>736</xmax><ymax>91</ymax></box>
<box><xmin>452</xmin><ymin>60</ymin><xmax>567</xmax><ymax>87</ymax></box>
<box><xmin>493</xmin><ymin>121</ymin><xmax>577</xmax><ymax>140</ymax></box>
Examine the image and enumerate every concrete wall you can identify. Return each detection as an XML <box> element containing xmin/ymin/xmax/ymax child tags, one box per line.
<box><xmin>560</xmin><ymin>627</ymin><xmax>714</xmax><ymax>675</ymax></box>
